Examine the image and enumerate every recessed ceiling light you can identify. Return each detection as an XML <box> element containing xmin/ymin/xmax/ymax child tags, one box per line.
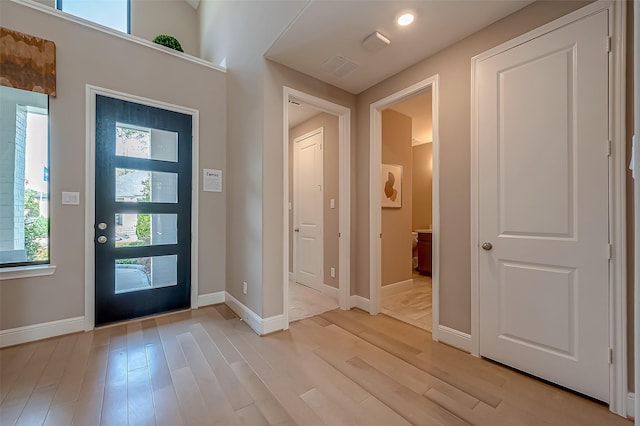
<box><xmin>397</xmin><ymin>12</ymin><xmax>415</xmax><ymax>27</ymax></box>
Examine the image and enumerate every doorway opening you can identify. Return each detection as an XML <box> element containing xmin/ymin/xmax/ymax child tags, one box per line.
<box><xmin>369</xmin><ymin>75</ymin><xmax>440</xmax><ymax>338</ymax></box>
<box><xmin>378</xmin><ymin>90</ymin><xmax>434</xmax><ymax>332</ymax></box>
<box><xmin>283</xmin><ymin>88</ymin><xmax>351</xmax><ymax>327</ymax></box>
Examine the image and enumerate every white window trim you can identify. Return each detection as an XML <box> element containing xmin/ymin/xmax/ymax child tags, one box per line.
<box><xmin>0</xmin><ymin>265</ymin><xmax>56</xmax><ymax>281</ymax></box>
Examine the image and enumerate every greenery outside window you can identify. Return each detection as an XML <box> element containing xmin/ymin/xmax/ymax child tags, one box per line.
<box><xmin>0</xmin><ymin>86</ymin><xmax>50</xmax><ymax>268</ymax></box>
<box><xmin>56</xmin><ymin>0</ymin><xmax>130</xmax><ymax>34</ymax></box>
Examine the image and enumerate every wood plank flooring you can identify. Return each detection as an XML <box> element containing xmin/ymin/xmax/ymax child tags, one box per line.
<box><xmin>288</xmin><ymin>282</ymin><xmax>339</xmax><ymax>322</ymax></box>
<box><xmin>381</xmin><ymin>275</ymin><xmax>432</xmax><ymax>332</ymax></box>
<box><xmin>0</xmin><ymin>305</ymin><xmax>631</xmax><ymax>425</ymax></box>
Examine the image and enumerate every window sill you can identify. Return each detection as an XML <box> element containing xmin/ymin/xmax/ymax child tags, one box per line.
<box><xmin>0</xmin><ymin>265</ymin><xmax>57</xmax><ymax>281</ymax></box>
<box><xmin>11</xmin><ymin>0</ymin><xmax>225</xmax><ymax>73</ymax></box>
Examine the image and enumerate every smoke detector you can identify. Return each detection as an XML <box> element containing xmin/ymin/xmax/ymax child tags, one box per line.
<box><xmin>362</xmin><ymin>31</ymin><xmax>391</xmax><ymax>53</ymax></box>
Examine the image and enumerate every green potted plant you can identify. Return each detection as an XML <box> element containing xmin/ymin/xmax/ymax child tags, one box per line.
<box><xmin>152</xmin><ymin>35</ymin><xmax>184</xmax><ymax>52</ymax></box>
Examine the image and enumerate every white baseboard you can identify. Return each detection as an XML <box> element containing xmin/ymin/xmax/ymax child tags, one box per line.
<box><xmin>224</xmin><ymin>292</ymin><xmax>286</xmax><ymax>335</ymax></box>
<box><xmin>381</xmin><ymin>278</ymin><xmax>414</xmax><ymax>297</ymax></box>
<box><xmin>350</xmin><ymin>295</ymin><xmax>371</xmax><ymax>312</ymax></box>
<box><xmin>261</xmin><ymin>314</ymin><xmax>286</xmax><ymax>335</ymax></box>
<box><xmin>0</xmin><ymin>316</ymin><xmax>85</xmax><ymax>348</ymax></box>
<box><xmin>435</xmin><ymin>324</ymin><xmax>471</xmax><ymax>353</ymax></box>
<box><xmin>322</xmin><ymin>283</ymin><xmax>339</xmax><ymax>299</ymax></box>
<box><xmin>627</xmin><ymin>392</ymin><xmax>634</xmax><ymax>418</ymax></box>
<box><xmin>197</xmin><ymin>291</ymin><xmax>225</xmax><ymax>307</ymax></box>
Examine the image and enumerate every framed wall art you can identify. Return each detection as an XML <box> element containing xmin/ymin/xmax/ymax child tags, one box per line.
<box><xmin>381</xmin><ymin>163</ymin><xmax>402</xmax><ymax>208</ymax></box>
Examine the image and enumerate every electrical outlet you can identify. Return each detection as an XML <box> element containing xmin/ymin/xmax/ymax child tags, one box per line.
<box><xmin>243</xmin><ymin>281</ymin><xmax>248</xmax><ymax>294</ymax></box>
<box><xmin>330</xmin><ymin>267</ymin><xmax>336</xmax><ymax>278</ymax></box>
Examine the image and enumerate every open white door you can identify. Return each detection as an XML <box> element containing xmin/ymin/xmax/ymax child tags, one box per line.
<box><xmin>293</xmin><ymin>128</ymin><xmax>324</xmax><ymax>291</ymax></box>
<box><xmin>477</xmin><ymin>10</ymin><xmax>609</xmax><ymax>402</ymax></box>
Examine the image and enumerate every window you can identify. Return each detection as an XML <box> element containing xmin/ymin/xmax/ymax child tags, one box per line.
<box><xmin>0</xmin><ymin>86</ymin><xmax>50</xmax><ymax>268</ymax></box>
<box><xmin>56</xmin><ymin>0</ymin><xmax>130</xmax><ymax>34</ymax></box>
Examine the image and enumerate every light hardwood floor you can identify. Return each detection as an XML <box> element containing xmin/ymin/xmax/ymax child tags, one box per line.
<box><xmin>382</xmin><ymin>274</ymin><xmax>432</xmax><ymax>332</ymax></box>
<box><xmin>288</xmin><ymin>282</ymin><xmax>339</xmax><ymax>322</ymax></box>
<box><xmin>0</xmin><ymin>306</ymin><xmax>631</xmax><ymax>425</ymax></box>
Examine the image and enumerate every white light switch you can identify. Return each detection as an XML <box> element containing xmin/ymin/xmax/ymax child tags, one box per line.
<box><xmin>62</xmin><ymin>192</ymin><xmax>80</xmax><ymax>205</ymax></box>
<box><xmin>330</xmin><ymin>198</ymin><xmax>335</xmax><ymax>209</ymax></box>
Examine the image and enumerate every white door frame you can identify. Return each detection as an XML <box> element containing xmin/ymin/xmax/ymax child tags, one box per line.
<box><xmin>84</xmin><ymin>85</ymin><xmax>200</xmax><ymax>331</ymax></box>
<box><xmin>634</xmin><ymin>1</ymin><xmax>640</xmax><ymax>420</ymax></box>
<box><xmin>369</xmin><ymin>75</ymin><xmax>440</xmax><ymax>334</ymax></box>
<box><xmin>293</xmin><ymin>127</ymin><xmax>325</xmax><ymax>290</ymax></box>
<box><xmin>283</xmin><ymin>87</ymin><xmax>351</xmax><ymax>327</ymax></box>
<box><xmin>471</xmin><ymin>0</ymin><xmax>626</xmax><ymax>415</ymax></box>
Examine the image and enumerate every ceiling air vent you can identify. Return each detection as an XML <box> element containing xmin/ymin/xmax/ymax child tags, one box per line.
<box><xmin>321</xmin><ymin>56</ymin><xmax>358</xmax><ymax>78</ymax></box>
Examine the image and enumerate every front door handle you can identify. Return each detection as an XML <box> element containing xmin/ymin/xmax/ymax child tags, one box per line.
<box><xmin>97</xmin><ymin>236</ymin><xmax>108</xmax><ymax>244</ymax></box>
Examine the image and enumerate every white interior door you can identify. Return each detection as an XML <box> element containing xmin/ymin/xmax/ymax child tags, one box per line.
<box><xmin>477</xmin><ymin>10</ymin><xmax>609</xmax><ymax>402</ymax></box>
<box><xmin>294</xmin><ymin>128</ymin><xmax>324</xmax><ymax>290</ymax></box>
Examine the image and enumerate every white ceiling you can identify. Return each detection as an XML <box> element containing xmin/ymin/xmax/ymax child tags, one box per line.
<box><xmin>265</xmin><ymin>0</ymin><xmax>534</xmax><ymax>94</ymax></box>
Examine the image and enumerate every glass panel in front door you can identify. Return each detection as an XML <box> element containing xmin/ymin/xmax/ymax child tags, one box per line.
<box><xmin>115</xmin><ymin>213</ymin><xmax>177</xmax><ymax>247</ymax></box>
<box><xmin>116</xmin><ymin>123</ymin><xmax>178</xmax><ymax>162</ymax></box>
<box><xmin>115</xmin><ymin>254</ymin><xmax>178</xmax><ymax>294</ymax></box>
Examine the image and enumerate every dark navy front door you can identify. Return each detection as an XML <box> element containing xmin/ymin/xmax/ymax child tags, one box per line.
<box><xmin>95</xmin><ymin>95</ymin><xmax>192</xmax><ymax>326</ymax></box>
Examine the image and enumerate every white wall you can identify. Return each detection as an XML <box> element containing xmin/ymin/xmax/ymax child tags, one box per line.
<box><xmin>0</xmin><ymin>0</ymin><xmax>227</xmax><ymax>330</ymax></box>
<box><xmin>132</xmin><ymin>0</ymin><xmax>200</xmax><ymax>56</ymax></box>
<box><xmin>199</xmin><ymin>0</ymin><xmax>306</xmax><ymax>317</ymax></box>
<box><xmin>199</xmin><ymin>0</ymin><xmax>356</xmax><ymax>318</ymax></box>
<box><xmin>24</xmin><ymin>0</ymin><xmax>200</xmax><ymax>56</ymax></box>
<box><xmin>355</xmin><ymin>0</ymin><xmax>590</xmax><ymax>332</ymax></box>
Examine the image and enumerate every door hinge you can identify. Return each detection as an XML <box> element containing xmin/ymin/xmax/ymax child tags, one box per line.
<box><xmin>380</xmin><ymin>233</ymin><xmax>382</xmax><ymax>239</ymax></box>
<box><xmin>609</xmin><ymin>347</ymin><xmax>613</xmax><ymax>364</ymax></box>
<box><xmin>607</xmin><ymin>244</ymin><xmax>613</xmax><ymax>260</ymax></box>
<box><xmin>606</xmin><ymin>140</ymin><xmax>612</xmax><ymax>156</ymax></box>
<box><xmin>606</xmin><ymin>36</ymin><xmax>611</xmax><ymax>52</ymax></box>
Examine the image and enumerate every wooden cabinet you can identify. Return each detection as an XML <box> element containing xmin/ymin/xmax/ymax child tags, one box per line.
<box><xmin>417</xmin><ymin>232</ymin><xmax>432</xmax><ymax>275</ymax></box>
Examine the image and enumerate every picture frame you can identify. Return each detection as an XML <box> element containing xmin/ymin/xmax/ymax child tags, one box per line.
<box><xmin>381</xmin><ymin>163</ymin><xmax>402</xmax><ymax>208</ymax></box>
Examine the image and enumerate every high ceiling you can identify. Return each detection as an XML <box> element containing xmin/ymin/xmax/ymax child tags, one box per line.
<box><xmin>265</xmin><ymin>0</ymin><xmax>534</xmax><ymax>94</ymax></box>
